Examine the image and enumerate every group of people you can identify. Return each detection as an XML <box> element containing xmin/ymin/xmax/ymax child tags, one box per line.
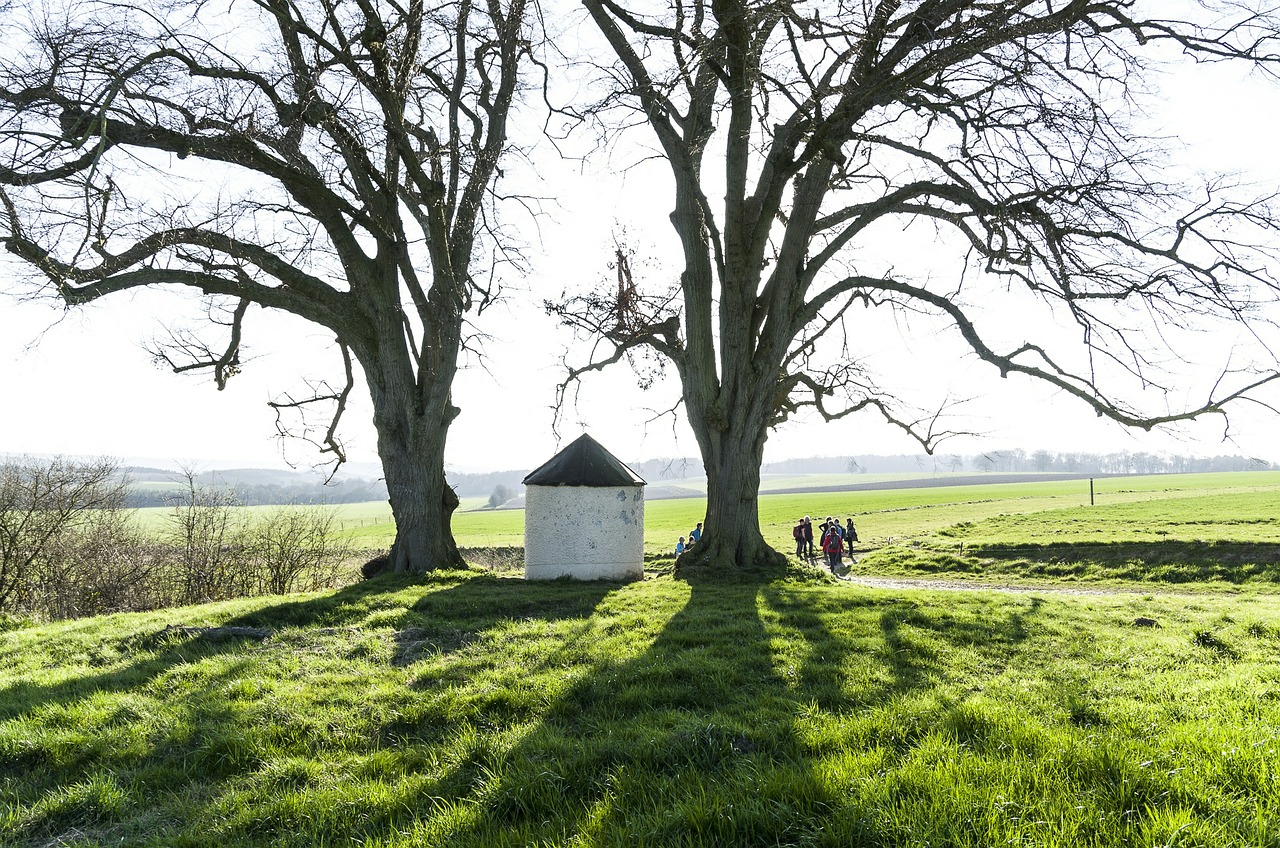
<box><xmin>793</xmin><ymin>515</ymin><xmax>858</xmax><ymax>574</ymax></box>
<box><xmin>675</xmin><ymin>522</ymin><xmax>703</xmax><ymax>555</ymax></box>
<box><xmin>675</xmin><ymin>516</ymin><xmax>858</xmax><ymax>575</ymax></box>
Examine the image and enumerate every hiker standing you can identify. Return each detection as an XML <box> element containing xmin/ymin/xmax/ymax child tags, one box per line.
<box><xmin>821</xmin><ymin>524</ymin><xmax>844</xmax><ymax>573</ymax></box>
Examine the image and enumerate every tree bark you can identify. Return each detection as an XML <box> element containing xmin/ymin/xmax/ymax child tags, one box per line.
<box><xmin>380</xmin><ymin>423</ymin><xmax>463</xmax><ymax>573</ymax></box>
<box><xmin>677</xmin><ymin>397</ymin><xmax>787</xmax><ymax>575</ymax></box>
<box><xmin>365</xmin><ymin>345</ymin><xmax>465</xmax><ymax>574</ymax></box>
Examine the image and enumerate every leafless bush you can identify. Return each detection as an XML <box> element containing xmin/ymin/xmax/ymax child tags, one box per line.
<box><xmin>1</xmin><ymin>460</ymin><xmax>358</xmax><ymax>620</ymax></box>
<box><xmin>0</xmin><ymin>457</ymin><xmax>128</xmax><ymax>613</ymax></box>
<box><xmin>163</xmin><ymin>469</ymin><xmax>251</xmax><ymax>604</ymax></box>
<box><xmin>460</xmin><ymin>546</ymin><xmax>524</xmax><ymax>574</ymax></box>
<box><xmin>32</xmin><ymin>510</ymin><xmax>165</xmax><ymax>619</ymax></box>
<box><xmin>161</xmin><ymin>472</ymin><xmax>354</xmax><ymax>602</ymax></box>
<box><xmin>246</xmin><ymin>507</ymin><xmax>350</xmax><ymax>595</ymax></box>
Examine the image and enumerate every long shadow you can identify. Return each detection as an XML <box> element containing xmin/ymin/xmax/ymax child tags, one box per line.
<box><xmin>413</xmin><ymin>574</ymin><xmax>815</xmax><ymax>846</ymax></box>
<box><xmin>2</xmin><ymin>573</ymin><xmax>620</xmax><ymax>712</ymax></box>
<box><xmin>971</xmin><ymin>540</ymin><xmax>1280</xmax><ymax>583</ymax></box>
<box><xmin>3</xmin><ymin>571</ymin><xmax>625</xmax><ymax>845</ymax></box>
<box><xmin>757</xmin><ymin>586</ymin><xmax>1040</xmax><ymax>703</ymax></box>
<box><xmin>5</xmin><ymin>571</ymin><xmax>1050</xmax><ymax>845</ymax></box>
<box><xmin>0</xmin><ymin>575</ymin><xmax>405</xmax><ymax>725</ymax></box>
<box><xmin>404</xmin><ymin>578</ymin><xmax>1046</xmax><ymax>846</ymax></box>
<box><xmin>873</xmin><ymin>594</ymin><xmax>1041</xmax><ymax>696</ymax></box>
<box><xmin>0</xmin><ymin>574</ymin><xmax>617</xmax><ymax>792</ymax></box>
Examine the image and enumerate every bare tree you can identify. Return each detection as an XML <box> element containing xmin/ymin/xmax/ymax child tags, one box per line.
<box><xmin>165</xmin><ymin>468</ymin><xmax>248</xmax><ymax>602</ymax></box>
<box><xmin>0</xmin><ymin>0</ymin><xmax>538</xmax><ymax>573</ymax></box>
<box><xmin>247</xmin><ymin>505</ymin><xmax>350</xmax><ymax>595</ymax></box>
<box><xmin>551</xmin><ymin>0</ymin><xmax>1280</xmax><ymax>571</ymax></box>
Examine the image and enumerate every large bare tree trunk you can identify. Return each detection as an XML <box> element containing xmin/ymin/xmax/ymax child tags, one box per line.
<box><xmin>678</xmin><ymin>402</ymin><xmax>787</xmax><ymax>574</ymax></box>
<box><xmin>367</xmin><ymin>348</ymin><xmax>465</xmax><ymax>574</ymax></box>
<box><xmin>379</xmin><ymin>423</ymin><xmax>463</xmax><ymax>573</ymax></box>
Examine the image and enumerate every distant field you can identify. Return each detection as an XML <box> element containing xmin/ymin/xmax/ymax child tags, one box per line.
<box><xmin>129</xmin><ymin>472</ymin><xmax>1280</xmax><ymax>575</ymax></box>
<box><xmin>230</xmin><ymin>471</ymin><xmax>1280</xmax><ymax>563</ymax></box>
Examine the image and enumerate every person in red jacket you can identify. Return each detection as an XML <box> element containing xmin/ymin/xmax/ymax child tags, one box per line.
<box><xmin>821</xmin><ymin>524</ymin><xmax>844</xmax><ymax>573</ymax></box>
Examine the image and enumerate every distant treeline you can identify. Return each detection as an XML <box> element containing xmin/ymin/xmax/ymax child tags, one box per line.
<box><xmin>444</xmin><ymin>457</ymin><xmax>711</xmax><ymax>497</ymax></box>
<box><xmin>764</xmin><ymin>451</ymin><xmax>1276</xmax><ymax>476</ymax></box>
<box><xmin>446</xmin><ymin>450</ymin><xmax>1279</xmax><ymax>496</ymax></box>
<box><xmin>121</xmin><ymin>467</ymin><xmax>389</xmax><ymax>508</ymax></box>
<box><xmin>115</xmin><ymin>449</ymin><xmax>1275</xmax><ymax>509</ymax></box>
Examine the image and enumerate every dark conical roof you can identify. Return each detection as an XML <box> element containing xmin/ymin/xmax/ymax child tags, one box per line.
<box><xmin>523</xmin><ymin>434</ymin><xmax>646</xmax><ymax>487</ymax></box>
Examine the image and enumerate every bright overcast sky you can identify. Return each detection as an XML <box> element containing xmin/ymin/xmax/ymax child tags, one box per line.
<box><xmin>3</xmin><ymin>45</ymin><xmax>1279</xmax><ymax>476</ymax></box>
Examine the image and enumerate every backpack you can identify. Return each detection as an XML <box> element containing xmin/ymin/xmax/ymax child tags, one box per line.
<box><xmin>822</xmin><ymin>530</ymin><xmax>842</xmax><ymax>554</ymax></box>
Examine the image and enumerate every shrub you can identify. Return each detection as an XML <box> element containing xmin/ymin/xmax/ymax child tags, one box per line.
<box><xmin>246</xmin><ymin>506</ymin><xmax>350</xmax><ymax>595</ymax></box>
<box><xmin>0</xmin><ymin>457</ymin><xmax>128</xmax><ymax>614</ymax></box>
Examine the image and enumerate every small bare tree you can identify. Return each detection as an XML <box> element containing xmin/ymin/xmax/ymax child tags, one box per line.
<box><xmin>165</xmin><ymin>470</ymin><xmax>247</xmax><ymax>603</ymax></box>
<box><xmin>247</xmin><ymin>506</ymin><xmax>349</xmax><ymax>595</ymax></box>
<box><xmin>554</xmin><ymin>0</ymin><xmax>1280</xmax><ymax>571</ymax></box>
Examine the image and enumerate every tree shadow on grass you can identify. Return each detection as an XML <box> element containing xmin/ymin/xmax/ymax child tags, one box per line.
<box><xmin>757</xmin><ymin>587</ymin><xmax>1040</xmax><ymax>706</ymax></box>
<box><xmin>873</xmin><ymin>595</ymin><xmax>1041</xmax><ymax>696</ymax></box>
<box><xmin>394</xmin><ymin>577</ymin><xmax>1045</xmax><ymax>848</ymax></box>
<box><xmin>0</xmin><ymin>572</ymin><xmax>621</xmax><ymax>846</ymax></box>
<box><xmin>412</xmin><ymin>575</ymin><xmax>813</xmax><ymax>847</ymax></box>
<box><xmin>0</xmin><ymin>571</ymin><xmax>620</xmax><ymax>725</ymax></box>
<box><xmin>971</xmin><ymin>540</ymin><xmax>1280</xmax><ymax>583</ymax></box>
<box><xmin>0</xmin><ymin>574</ymin><xmax>411</xmax><ymax>724</ymax></box>
<box><xmin>3</xmin><ymin>572</ymin><xmax>1052</xmax><ymax>847</ymax></box>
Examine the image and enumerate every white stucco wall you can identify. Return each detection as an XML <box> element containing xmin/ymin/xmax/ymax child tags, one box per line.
<box><xmin>524</xmin><ymin>484</ymin><xmax>645</xmax><ymax>580</ymax></box>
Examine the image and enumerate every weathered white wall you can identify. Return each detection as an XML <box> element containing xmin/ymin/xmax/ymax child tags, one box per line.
<box><xmin>524</xmin><ymin>485</ymin><xmax>645</xmax><ymax>580</ymax></box>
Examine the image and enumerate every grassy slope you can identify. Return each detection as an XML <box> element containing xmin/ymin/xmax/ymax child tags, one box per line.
<box><xmin>9</xmin><ymin>473</ymin><xmax>1277</xmax><ymax>846</ymax></box>
<box><xmin>855</xmin><ymin>478</ymin><xmax>1280</xmax><ymax>587</ymax></box>
<box><xmin>3</xmin><ymin>572</ymin><xmax>1279</xmax><ymax>847</ymax></box>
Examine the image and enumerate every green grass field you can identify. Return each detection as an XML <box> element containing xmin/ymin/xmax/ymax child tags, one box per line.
<box><xmin>279</xmin><ymin>470</ymin><xmax>1280</xmax><ymax>566</ymax></box>
<box><xmin>6</xmin><ymin>471</ymin><xmax>1279</xmax><ymax>846</ymax></box>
